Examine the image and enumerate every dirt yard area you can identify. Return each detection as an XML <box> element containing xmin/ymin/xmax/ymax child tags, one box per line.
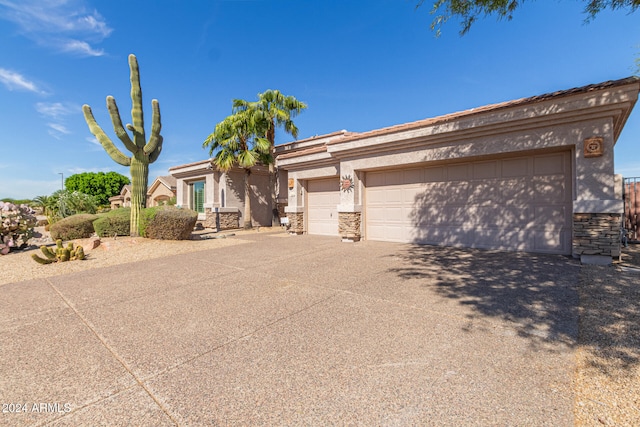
<box><xmin>575</xmin><ymin>243</ymin><xmax>640</xmax><ymax>426</ymax></box>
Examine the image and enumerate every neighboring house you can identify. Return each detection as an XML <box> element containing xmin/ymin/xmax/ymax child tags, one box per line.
<box><xmin>147</xmin><ymin>175</ymin><xmax>177</xmax><ymax>206</ymax></box>
<box><xmin>108</xmin><ymin>184</ymin><xmax>132</xmax><ymax>209</ymax></box>
<box><xmin>276</xmin><ymin>77</ymin><xmax>640</xmax><ymax>261</ymax></box>
<box><xmin>168</xmin><ymin>160</ymin><xmax>275</xmax><ymax>230</ymax></box>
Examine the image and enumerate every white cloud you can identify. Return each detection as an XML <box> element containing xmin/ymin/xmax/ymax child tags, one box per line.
<box><xmin>86</xmin><ymin>136</ymin><xmax>103</xmax><ymax>150</ymax></box>
<box><xmin>0</xmin><ymin>67</ymin><xmax>43</xmax><ymax>93</ymax></box>
<box><xmin>35</xmin><ymin>102</ymin><xmax>77</xmax><ymax>139</ymax></box>
<box><xmin>60</xmin><ymin>39</ymin><xmax>104</xmax><ymax>56</ymax></box>
<box><xmin>66</xmin><ymin>166</ymin><xmax>115</xmax><ymax>175</ymax></box>
<box><xmin>0</xmin><ymin>0</ymin><xmax>112</xmax><ymax>57</ymax></box>
<box><xmin>48</xmin><ymin>123</ymin><xmax>70</xmax><ymax>134</ymax></box>
<box><xmin>36</xmin><ymin>101</ymin><xmax>76</xmax><ymax>119</ymax></box>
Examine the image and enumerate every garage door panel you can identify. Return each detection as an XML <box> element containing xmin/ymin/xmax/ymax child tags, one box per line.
<box><xmin>402</xmin><ymin>186</ymin><xmax>424</xmax><ymax>203</ymax></box>
<box><xmin>502</xmin><ymin>158</ymin><xmax>530</xmax><ymax>177</ymax></box>
<box><xmin>424</xmin><ymin>166</ymin><xmax>445</xmax><ymax>182</ymax></box>
<box><xmin>502</xmin><ymin>179</ymin><xmax>530</xmax><ymax>200</ymax></box>
<box><xmin>446</xmin><ymin>183</ymin><xmax>470</xmax><ymax>203</ymax></box>
<box><xmin>403</xmin><ymin>168</ymin><xmax>424</xmax><ymax>185</ymax></box>
<box><xmin>533</xmin><ymin>206</ymin><xmax>568</xmax><ymax>225</ymax></box>
<box><xmin>413</xmin><ymin>226</ymin><xmax>473</xmax><ymax>247</ymax></box>
<box><xmin>447</xmin><ymin>164</ymin><xmax>470</xmax><ymax>181</ymax></box>
<box><xmin>366</xmin><ymin>152</ymin><xmax>572</xmax><ymax>254</ymax></box>
<box><xmin>473</xmin><ymin>161</ymin><xmax>499</xmax><ymax>179</ymax></box>
<box><xmin>367</xmin><ymin>172</ymin><xmax>386</xmax><ymax>187</ymax></box>
<box><xmin>307</xmin><ymin>178</ymin><xmax>340</xmax><ymax>236</ymax></box>
<box><xmin>534</xmin><ymin>177</ymin><xmax>568</xmax><ymax>202</ymax></box>
<box><xmin>534</xmin><ymin>153</ymin><xmax>566</xmax><ymax>175</ymax></box>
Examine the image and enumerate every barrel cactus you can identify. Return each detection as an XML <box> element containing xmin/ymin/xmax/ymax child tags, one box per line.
<box><xmin>82</xmin><ymin>54</ymin><xmax>163</xmax><ymax>237</ymax></box>
<box><xmin>31</xmin><ymin>239</ymin><xmax>86</xmax><ymax>264</ymax></box>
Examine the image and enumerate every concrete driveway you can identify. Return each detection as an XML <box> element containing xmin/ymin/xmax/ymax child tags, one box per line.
<box><xmin>0</xmin><ymin>233</ymin><xmax>580</xmax><ymax>426</ymax></box>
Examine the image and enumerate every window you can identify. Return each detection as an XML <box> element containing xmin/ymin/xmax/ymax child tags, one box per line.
<box><xmin>190</xmin><ymin>181</ymin><xmax>205</xmax><ymax>213</ymax></box>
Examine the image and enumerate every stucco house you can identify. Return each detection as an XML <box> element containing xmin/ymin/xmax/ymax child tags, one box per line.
<box><xmin>276</xmin><ymin>77</ymin><xmax>640</xmax><ymax>261</ymax></box>
<box><xmin>108</xmin><ymin>184</ymin><xmax>132</xmax><ymax>209</ymax></box>
<box><xmin>147</xmin><ymin>175</ymin><xmax>177</xmax><ymax>206</ymax></box>
<box><xmin>168</xmin><ymin>160</ymin><xmax>273</xmax><ymax>230</ymax></box>
<box><xmin>108</xmin><ymin>176</ymin><xmax>177</xmax><ymax>209</ymax></box>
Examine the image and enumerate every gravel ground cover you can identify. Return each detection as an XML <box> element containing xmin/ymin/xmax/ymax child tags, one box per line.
<box><xmin>575</xmin><ymin>243</ymin><xmax>640</xmax><ymax>426</ymax></box>
<box><xmin>0</xmin><ymin>228</ymin><xmax>255</xmax><ymax>286</ymax></box>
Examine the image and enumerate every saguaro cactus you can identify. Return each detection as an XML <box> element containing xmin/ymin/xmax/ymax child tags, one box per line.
<box><xmin>82</xmin><ymin>54</ymin><xmax>163</xmax><ymax>236</ymax></box>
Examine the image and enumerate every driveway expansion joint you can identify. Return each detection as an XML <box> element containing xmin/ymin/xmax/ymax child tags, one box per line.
<box><xmin>44</xmin><ymin>278</ymin><xmax>180</xmax><ymax>426</ymax></box>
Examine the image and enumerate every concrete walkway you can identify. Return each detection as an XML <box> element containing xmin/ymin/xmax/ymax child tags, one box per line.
<box><xmin>0</xmin><ymin>233</ymin><xmax>580</xmax><ymax>426</ymax></box>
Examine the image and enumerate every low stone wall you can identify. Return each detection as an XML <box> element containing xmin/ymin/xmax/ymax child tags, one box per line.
<box><xmin>203</xmin><ymin>208</ymin><xmax>240</xmax><ymax>231</ymax></box>
<box><xmin>219</xmin><ymin>212</ymin><xmax>239</xmax><ymax>230</ymax></box>
<box><xmin>338</xmin><ymin>212</ymin><xmax>361</xmax><ymax>242</ymax></box>
<box><xmin>203</xmin><ymin>209</ymin><xmax>217</xmax><ymax>229</ymax></box>
<box><xmin>287</xmin><ymin>212</ymin><xmax>304</xmax><ymax>234</ymax></box>
<box><xmin>572</xmin><ymin>213</ymin><xmax>621</xmax><ymax>258</ymax></box>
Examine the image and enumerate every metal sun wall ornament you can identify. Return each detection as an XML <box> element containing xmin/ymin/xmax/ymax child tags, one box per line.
<box><xmin>341</xmin><ymin>175</ymin><xmax>354</xmax><ymax>192</ymax></box>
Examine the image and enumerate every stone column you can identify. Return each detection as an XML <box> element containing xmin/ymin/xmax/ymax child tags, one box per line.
<box><xmin>572</xmin><ymin>213</ymin><xmax>621</xmax><ymax>258</ymax></box>
<box><xmin>572</xmin><ymin>130</ymin><xmax>622</xmax><ymax>263</ymax></box>
<box><xmin>284</xmin><ymin>174</ymin><xmax>305</xmax><ymax>234</ymax></box>
<box><xmin>337</xmin><ymin>165</ymin><xmax>362</xmax><ymax>242</ymax></box>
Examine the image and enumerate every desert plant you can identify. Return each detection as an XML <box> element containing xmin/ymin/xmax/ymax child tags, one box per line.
<box><xmin>31</xmin><ymin>239</ymin><xmax>85</xmax><ymax>264</ymax></box>
<box><xmin>0</xmin><ymin>201</ymin><xmax>36</xmax><ymax>255</ymax></box>
<box><xmin>140</xmin><ymin>206</ymin><xmax>197</xmax><ymax>240</ymax></box>
<box><xmin>93</xmin><ymin>208</ymin><xmax>131</xmax><ymax>237</ymax></box>
<box><xmin>83</xmin><ymin>54</ymin><xmax>163</xmax><ymax>237</ymax></box>
<box><xmin>58</xmin><ymin>190</ymin><xmax>98</xmax><ymax>217</ymax></box>
<box><xmin>49</xmin><ymin>214</ymin><xmax>98</xmax><ymax>241</ymax></box>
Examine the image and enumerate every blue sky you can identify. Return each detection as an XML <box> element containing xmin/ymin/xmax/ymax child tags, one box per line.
<box><xmin>0</xmin><ymin>0</ymin><xmax>638</xmax><ymax>200</ymax></box>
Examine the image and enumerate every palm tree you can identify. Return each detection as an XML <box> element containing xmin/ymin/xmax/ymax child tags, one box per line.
<box><xmin>203</xmin><ymin>109</ymin><xmax>270</xmax><ymax>229</ymax></box>
<box><xmin>32</xmin><ymin>195</ymin><xmax>51</xmax><ymax>215</ymax></box>
<box><xmin>233</xmin><ymin>90</ymin><xmax>307</xmax><ymax>226</ymax></box>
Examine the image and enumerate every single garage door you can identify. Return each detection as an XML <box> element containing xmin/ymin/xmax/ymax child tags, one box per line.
<box><xmin>365</xmin><ymin>152</ymin><xmax>572</xmax><ymax>254</ymax></box>
<box><xmin>307</xmin><ymin>178</ymin><xmax>340</xmax><ymax>236</ymax></box>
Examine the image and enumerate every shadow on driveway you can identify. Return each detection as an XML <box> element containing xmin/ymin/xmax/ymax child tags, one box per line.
<box><xmin>387</xmin><ymin>244</ymin><xmax>580</xmax><ymax>347</ymax></box>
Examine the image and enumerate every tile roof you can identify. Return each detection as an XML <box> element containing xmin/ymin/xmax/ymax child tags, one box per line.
<box><xmin>277</xmin><ymin>145</ymin><xmax>328</xmax><ymax>160</ymax></box>
<box><xmin>328</xmin><ymin>76</ymin><xmax>640</xmax><ymax>145</ymax></box>
<box><xmin>277</xmin><ymin>76</ymin><xmax>639</xmax><ymax>161</ymax></box>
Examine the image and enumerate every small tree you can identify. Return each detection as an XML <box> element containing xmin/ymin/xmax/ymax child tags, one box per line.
<box><xmin>65</xmin><ymin>171</ymin><xmax>130</xmax><ymax>206</ymax></box>
<box><xmin>202</xmin><ymin>109</ymin><xmax>270</xmax><ymax>229</ymax></box>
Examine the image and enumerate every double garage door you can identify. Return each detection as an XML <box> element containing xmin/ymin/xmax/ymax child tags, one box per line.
<box><xmin>365</xmin><ymin>152</ymin><xmax>572</xmax><ymax>254</ymax></box>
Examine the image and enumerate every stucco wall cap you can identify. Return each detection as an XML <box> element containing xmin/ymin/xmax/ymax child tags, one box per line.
<box><xmin>277</xmin><ymin>145</ymin><xmax>328</xmax><ymax>160</ymax></box>
<box><xmin>326</xmin><ymin>76</ymin><xmax>640</xmax><ymax>146</ymax></box>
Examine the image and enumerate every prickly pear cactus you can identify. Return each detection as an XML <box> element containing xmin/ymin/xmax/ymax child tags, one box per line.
<box><xmin>31</xmin><ymin>239</ymin><xmax>86</xmax><ymax>264</ymax></box>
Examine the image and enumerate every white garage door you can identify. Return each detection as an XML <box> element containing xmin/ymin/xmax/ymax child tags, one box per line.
<box><xmin>307</xmin><ymin>178</ymin><xmax>340</xmax><ymax>236</ymax></box>
<box><xmin>365</xmin><ymin>152</ymin><xmax>572</xmax><ymax>254</ymax></box>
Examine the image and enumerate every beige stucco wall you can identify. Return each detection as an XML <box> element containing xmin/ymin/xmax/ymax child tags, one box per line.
<box><xmin>147</xmin><ymin>184</ymin><xmax>175</xmax><ymax>206</ymax></box>
<box><xmin>278</xmin><ymin>79</ymin><xmax>639</xmax><ymax>250</ymax></box>
<box><xmin>226</xmin><ymin>169</ymin><xmax>271</xmax><ymax>227</ymax></box>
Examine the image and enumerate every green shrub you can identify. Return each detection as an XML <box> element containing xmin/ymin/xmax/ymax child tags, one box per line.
<box><xmin>49</xmin><ymin>214</ymin><xmax>98</xmax><ymax>240</ymax></box>
<box><xmin>93</xmin><ymin>208</ymin><xmax>131</xmax><ymax>237</ymax></box>
<box><xmin>140</xmin><ymin>206</ymin><xmax>197</xmax><ymax>240</ymax></box>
